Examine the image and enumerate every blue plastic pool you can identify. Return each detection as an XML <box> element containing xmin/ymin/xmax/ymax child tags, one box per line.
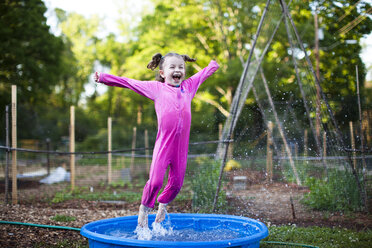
<box><xmin>80</xmin><ymin>213</ymin><xmax>268</xmax><ymax>248</ymax></box>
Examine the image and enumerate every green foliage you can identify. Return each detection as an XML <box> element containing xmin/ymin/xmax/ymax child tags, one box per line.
<box><xmin>302</xmin><ymin>169</ymin><xmax>362</xmax><ymax>211</ymax></box>
<box><xmin>0</xmin><ymin>0</ymin><xmax>64</xmax><ymax>102</ymax></box>
<box><xmin>316</xmin><ymin>0</ymin><xmax>371</xmax><ymax>122</ymax></box>
<box><xmin>51</xmin><ymin>187</ymin><xmax>142</xmax><ymax>203</ymax></box>
<box><xmin>262</xmin><ymin>225</ymin><xmax>372</xmax><ymax>248</ymax></box>
<box><xmin>191</xmin><ymin>157</ymin><xmax>227</xmax><ymax>213</ymax></box>
<box><xmin>51</xmin><ymin>214</ymin><xmax>76</xmax><ymax>222</ymax></box>
<box><xmin>0</xmin><ymin>0</ymin><xmax>65</xmax><ymax>142</ymax></box>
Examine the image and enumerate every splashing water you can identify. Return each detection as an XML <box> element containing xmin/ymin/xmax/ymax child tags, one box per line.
<box><xmin>133</xmin><ymin>218</ymin><xmax>174</xmax><ymax>241</ymax></box>
<box><xmin>110</xmin><ymin>224</ymin><xmax>243</xmax><ymax>242</ymax></box>
<box><xmin>134</xmin><ymin>226</ymin><xmax>153</xmax><ymax>240</ymax></box>
<box><xmin>109</xmin><ymin>212</ymin><xmax>175</xmax><ymax>241</ymax></box>
<box><xmin>107</xmin><ymin>214</ymin><xmax>247</xmax><ymax>242</ymax></box>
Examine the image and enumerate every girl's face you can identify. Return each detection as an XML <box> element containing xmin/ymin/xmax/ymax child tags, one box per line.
<box><xmin>159</xmin><ymin>56</ymin><xmax>185</xmax><ymax>86</ymax></box>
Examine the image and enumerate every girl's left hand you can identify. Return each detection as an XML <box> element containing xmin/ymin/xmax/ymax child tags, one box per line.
<box><xmin>94</xmin><ymin>72</ymin><xmax>100</xmax><ymax>82</ymax></box>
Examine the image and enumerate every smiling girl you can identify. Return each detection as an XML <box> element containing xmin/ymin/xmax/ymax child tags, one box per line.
<box><xmin>95</xmin><ymin>52</ymin><xmax>219</xmax><ymax>228</ymax></box>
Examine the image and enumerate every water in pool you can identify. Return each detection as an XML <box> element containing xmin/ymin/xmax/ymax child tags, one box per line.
<box><xmin>107</xmin><ymin>221</ymin><xmax>249</xmax><ymax>241</ymax></box>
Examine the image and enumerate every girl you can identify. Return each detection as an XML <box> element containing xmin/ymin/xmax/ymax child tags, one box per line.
<box><xmin>94</xmin><ymin>52</ymin><xmax>219</xmax><ymax>228</ymax></box>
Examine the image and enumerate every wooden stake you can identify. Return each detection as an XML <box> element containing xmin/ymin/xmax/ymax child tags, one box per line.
<box><xmin>323</xmin><ymin>131</ymin><xmax>327</xmax><ymax>158</ymax></box>
<box><xmin>107</xmin><ymin>117</ymin><xmax>112</xmax><ymax>184</ymax></box>
<box><xmin>227</xmin><ymin>132</ymin><xmax>234</xmax><ymax>159</ymax></box>
<box><xmin>5</xmin><ymin>105</ymin><xmax>10</xmax><ymax>204</ymax></box>
<box><xmin>46</xmin><ymin>138</ymin><xmax>51</xmax><ymax>176</ymax></box>
<box><xmin>266</xmin><ymin>121</ymin><xmax>273</xmax><ymax>182</ymax></box>
<box><xmin>294</xmin><ymin>143</ymin><xmax>298</xmax><ymax>159</ymax></box>
<box><xmin>11</xmin><ymin>85</ymin><xmax>17</xmax><ymax>204</ymax></box>
<box><xmin>362</xmin><ymin>111</ymin><xmax>370</xmax><ymax>147</ymax></box>
<box><xmin>137</xmin><ymin>106</ymin><xmax>142</xmax><ymax>125</ymax></box>
<box><xmin>304</xmin><ymin>129</ymin><xmax>308</xmax><ymax>157</ymax></box>
<box><xmin>290</xmin><ymin>194</ymin><xmax>296</xmax><ymax>220</ymax></box>
<box><xmin>70</xmin><ymin>106</ymin><xmax>75</xmax><ymax>191</ymax></box>
<box><xmin>368</xmin><ymin>111</ymin><xmax>371</xmax><ymax>146</ymax></box>
<box><xmin>130</xmin><ymin>127</ymin><xmax>137</xmax><ymax>175</ymax></box>
<box><xmin>349</xmin><ymin>121</ymin><xmax>356</xmax><ymax>169</ymax></box>
<box><xmin>145</xmin><ymin>129</ymin><xmax>150</xmax><ymax>174</ymax></box>
<box><xmin>218</xmin><ymin>123</ymin><xmax>223</xmax><ymax>140</ymax></box>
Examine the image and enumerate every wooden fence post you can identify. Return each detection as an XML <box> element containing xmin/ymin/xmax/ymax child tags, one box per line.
<box><xmin>349</xmin><ymin>121</ymin><xmax>356</xmax><ymax>169</ymax></box>
<box><xmin>323</xmin><ymin>131</ymin><xmax>327</xmax><ymax>158</ymax></box>
<box><xmin>362</xmin><ymin>111</ymin><xmax>370</xmax><ymax>149</ymax></box>
<box><xmin>5</xmin><ymin>105</ymin><xmax>10</xmax><ymax>204</ymax></box>
<box><xmin>11</xmin><ymin>85</ymin><xmax>17</xmax><ymax>204</ymax></box>
<box><xmin>108</xmin><ymin>117</ymin><xmax>112</xmax><ymax>184</ymax></box>
<box><xmin>294</xmin><ymin>143</ymin><xmax>298</xmax><ymax>160</ymax></box>
<box><xmin>130</xmin><ymin>127</ymin><xmax>137</xmax><ymax>176</ymax></box>
<box><xmin>218</xmin><ymin>123</ymin><xmax>223</xmax><ymax>140</ymax></box>
<box><xmin>145</xmin><ymin>129</ymin><xmax>150</xmax><ymax>174</ymax></box>
<box><xmin>304</xmin><ymin>129</ymin><xmax>308</xmax><ymax>157</ymax></box>
<box><xmin>70</xmin><ymin>106</ymin><xmax>75</xmax><ymax>191</ymax></box>
<box><xmin>46</xmin><ymin>138</ymin><xmax>51</xmax><ymax>176</ymax></box>
<box><xmin>266</xmin><ymin>121</ymin><xmax>273</xmax><ymax>182</ymax></box>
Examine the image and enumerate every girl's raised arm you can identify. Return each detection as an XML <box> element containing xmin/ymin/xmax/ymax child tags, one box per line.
<box><xmin>183</xmin><ymin>60</ymin><xmax>219</xmax><ymax>98</ymax></box>
<box><xmin>96</xmin><ymin>72</ymin><xmax>160</xmax><ymax>101</ymax></box>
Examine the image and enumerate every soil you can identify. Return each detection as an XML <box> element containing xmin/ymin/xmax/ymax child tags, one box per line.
<box><xmin>1</xmin><ymin>171</ymin><xmax>371</xmax><ymax>247</ymax></box>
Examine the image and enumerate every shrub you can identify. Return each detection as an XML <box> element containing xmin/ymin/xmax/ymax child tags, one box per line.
<box><xmin>191</xmin><ymin>157</ymin><xmax>227</xmax><ymax>213</ymax></box>
<box><xmin>51</xmin><ymin>214</ymin><xmax>76</xmax><ymax>222</ymax></box>
<box><xmin>302</xmin><ymin>169</ymin><xmax>362</xmax><ymax>211</ymax></box>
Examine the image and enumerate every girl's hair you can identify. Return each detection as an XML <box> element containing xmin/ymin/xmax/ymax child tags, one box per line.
<box><xmin>147</xmin><ymin>52</ymin><xmax>196</xmax><ymax>82</ymax></box>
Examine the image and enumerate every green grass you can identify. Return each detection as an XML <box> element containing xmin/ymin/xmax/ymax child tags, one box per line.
<box><xmin>51</xmin><ymin>187</ymin><xmax>142</xmax><ymax>203</ymax></box>
<box><xmin>51</xmin><ymin>214</ymin><xmax>77</xmax><ymax>222</ymax></box>
<box><xmin>261</xmin><ymin>225</ymin><xmax>372</xmax><ymax>248</ymax></box>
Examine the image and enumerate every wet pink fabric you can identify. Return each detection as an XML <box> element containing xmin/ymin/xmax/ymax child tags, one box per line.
<box><xmin>99</xmin><ymin>60</ymin><xmax>219</xmax><ymax>208</ymax></box>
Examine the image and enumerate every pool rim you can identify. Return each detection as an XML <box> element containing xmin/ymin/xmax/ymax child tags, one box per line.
<box><xmin>80</xmin><ymin>213</ymin><xmax>269</xmax><ymax>247</ymax></box>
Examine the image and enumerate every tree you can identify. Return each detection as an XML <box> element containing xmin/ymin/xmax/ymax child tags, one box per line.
<box><xmin>0</xmin><ymin>0</ymin><xmax>64</xmax><ymax>104</ymax></box>
<box><xmin>0</xmin><ymin>0</ymin><xmax>64</xmax><ymax>141</ymax></box>
<box><xmin>316</xmin><ymin>0</ymin><xmax>371</xmax><ymax>124</ymax></box>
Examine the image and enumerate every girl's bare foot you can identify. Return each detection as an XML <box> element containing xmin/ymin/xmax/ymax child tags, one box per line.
<box><xmin>138</xmin><ymin>204</ymin><xmax>151</xmax><ymax>228</ymax></box>
<box><xmin>155</xmin><ymin>203</ymin><xmax>168</xmax><ymax>223</ymax></box>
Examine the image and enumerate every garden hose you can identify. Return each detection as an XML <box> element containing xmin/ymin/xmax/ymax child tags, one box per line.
<box><xmin>0</xmin><ymin>221</ymin><xmax>319</xmax><ymax>247</ymax></box>
<box><xmin>0</xmin><ymin>220</ymin><xmax>81</xmax><ymax>231</ymax></box>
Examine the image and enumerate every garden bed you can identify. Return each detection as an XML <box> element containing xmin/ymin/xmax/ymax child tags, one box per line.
<box><xmin>0</xmin><ymin>180</ymin><xmax>371</xmax><ymax>247</ymax></box>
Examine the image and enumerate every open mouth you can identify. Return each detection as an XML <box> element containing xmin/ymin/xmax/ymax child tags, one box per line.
<box><xmin>172</xmin><ymin>73</ymin><xmax>182</xmax><ymax>81</ymax></box>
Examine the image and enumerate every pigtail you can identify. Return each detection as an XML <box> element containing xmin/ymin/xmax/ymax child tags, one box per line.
<box><xmin>181</xmin><ymin>54</ymin><xmax>196</xmax><ymax>63</ymax></box>
<box><xmin>147</xmin><ymin>53</ymin><xmax>163</xmax><ymax>70</ymax></box>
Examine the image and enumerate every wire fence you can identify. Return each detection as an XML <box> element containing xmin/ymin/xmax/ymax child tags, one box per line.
<box><xmin>1</xmin><ymin>132</ymin><xmax>371</xmax><ymax>207</ymax></box>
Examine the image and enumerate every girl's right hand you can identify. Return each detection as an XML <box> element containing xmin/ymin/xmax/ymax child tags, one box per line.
<box><xmin>94</xmin><ymin>72</ymin><xmax>100</xmax><ymax>82</ymax></box>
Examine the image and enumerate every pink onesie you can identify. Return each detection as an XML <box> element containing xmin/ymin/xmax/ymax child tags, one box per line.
<box><xmin>99</xmin><ymin>60</ymin><xmax>219</xmax><ymax>208</ymax></box>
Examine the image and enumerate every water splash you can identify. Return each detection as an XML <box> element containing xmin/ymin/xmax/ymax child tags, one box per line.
<box><xmin>134</xmin><ymin>226</ymin><xmax>153</xmax><ymax>240</ymax></box>
<box><xmin>109</xmin><ymin>215</ymin><xmax>244</xmax><ymax>242</ymax></box>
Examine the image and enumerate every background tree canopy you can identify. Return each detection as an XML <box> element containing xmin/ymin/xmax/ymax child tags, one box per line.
<box><xmin>0</xmin><ymin>0</ymin><xmax>371</xmax><ymax>152</ymax></box>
